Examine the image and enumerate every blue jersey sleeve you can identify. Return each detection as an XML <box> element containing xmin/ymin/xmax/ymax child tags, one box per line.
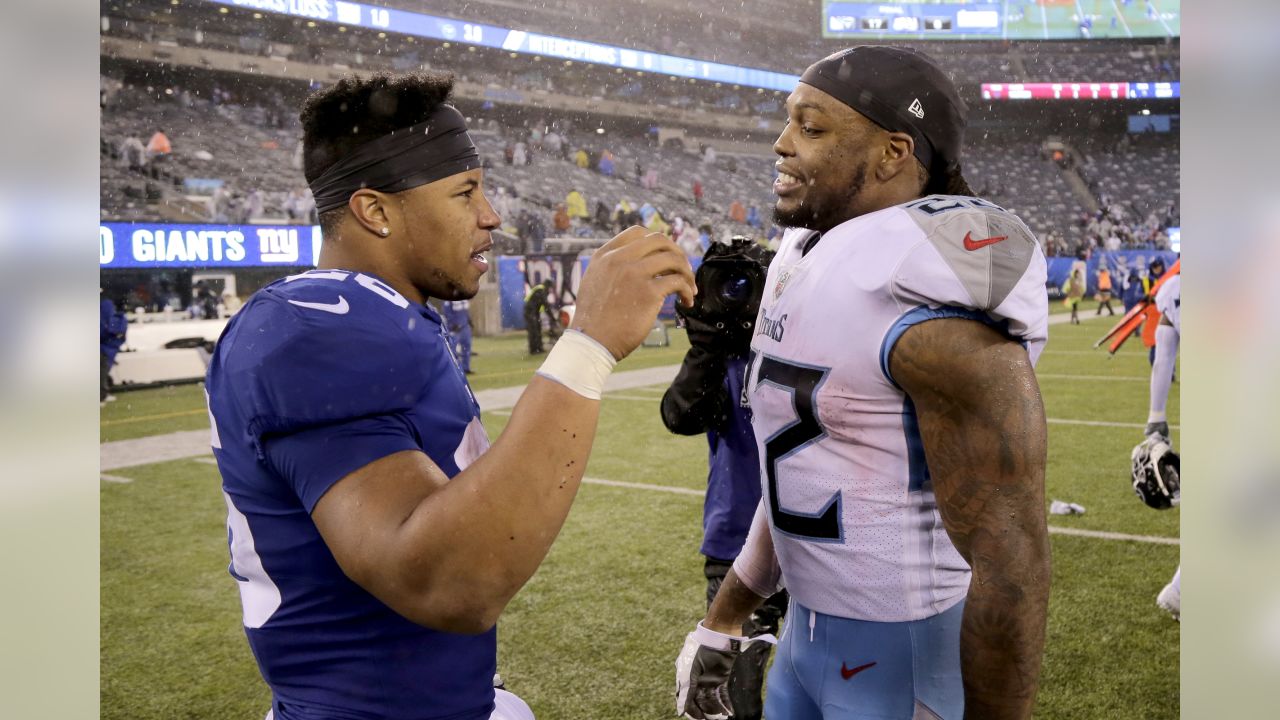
<box><xmin>220</xmin><ymin>283</ymin><xmax>435</xmax><ymax>510</ymax></box>
<box><xmin>265</xmin><ymin>414</ymin><xmax>423</xmax><ymax>512</ymax></box>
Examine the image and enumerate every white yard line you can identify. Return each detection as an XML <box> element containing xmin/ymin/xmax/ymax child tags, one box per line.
<box><xmin>582</xmin><ymin>476</ymin><xmax>1177</xmax><ymax>545</ymax></box>
<box><xmin>1037</xmin><ymin>373</ymin><xmax>1149</xmax><ymax>382</ymax></box>
<box><xmin>1148</xmin><ymin>0</ymin><xmax>1175</xmax><ymax>36</ymax></box>
<box><xmin>583</xmin><ymin>476</ymin><xmax>706</xmax><ymax>497</ymax></box>
<box><xmin>1111</xmin><ymin>0</ymin><xmax>1134</xmax><ymax>37</ymax></box>
<box><xmin>1048</xmin><ymin>526</ymin><xmax>1179</xmax><ymax>546</ymax></box>
<box><xmin>1041</xmin><ymin>1</ymin><xmax>1051</xmax><ymax>39</ymax></box>
<box><xmin>1048</xmin><ymin>417</ymin><xmax>1179</xmax><ymax>430</ymax></box>
<box><xmin>119</xmin><ymin>460</ymin><xmax>1179</xmax><ymax>546</ymax></box>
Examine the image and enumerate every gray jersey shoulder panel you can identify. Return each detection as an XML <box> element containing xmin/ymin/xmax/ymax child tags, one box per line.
<box><xmin>903</xmin><ymin>197</ymin><xmax>1037</xmax><ymax>310</ymax></box>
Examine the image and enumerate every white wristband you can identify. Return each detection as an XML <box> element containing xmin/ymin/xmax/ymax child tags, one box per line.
<box><xmin>535</xmin><ymin>330</ymin><xmax>617</xmax><ymax>400</ymax></box>
<box><xmin>693</xmin><ymin>621</ymin><xmax>748</xmax><ymax>651</ymax></box>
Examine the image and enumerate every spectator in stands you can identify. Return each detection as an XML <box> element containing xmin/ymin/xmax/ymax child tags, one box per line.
<box><xmin>642</xmin><ymin>167</ymin><xmax>659</xmax><ymax>190</ymax></box>
<box><xmin>702</xmin><ymin>144</ymin><xmax>717</xmax><ymax>165</ymax></box>
<box><xmin>746</xmin><ymin>205</ymin><xmax>761</xmax><ymax>229</ymax></box>
<box><xmin>698</xmin><ymin>224</ymin><xmax>713</xmax><ymax>253</ymax></box>
<box><xmin>503</xmin><ymin>141</ymin><xmax>515</xmax><ymax>165</ymax></box>
<box><xmin>574</xmin><ymin>148</ymin><xmax>590</xmax><ymax>169</ymax></box>
<box><xmin>120</xmin><ymin>134</ymin><xmax>146</xmax><ymax>172</ymax></box>
<box><xmin>552</xmin><ymin>203</ymin><xmax>572</xmax><ymax>234</ymax></box>
<box><xmin>543</xmin><ymin>129</ymin><xmax>563</xmax><ymax>158</ymax></box>
<box><xmin>513</xmin><ymin>140</ymin><xmax>527</xmax><ymax>166</ymax></box>
<box><xmin>593</xmin><ymin>201</ymin><xmax>612</xmax><ymax>232</ymax></box>
<box><xmin>100</xmin><ymin>290</ymin><xmax>128</xmax><ymax>404</ymax></box>
<box><xmin>490</xmin><ymin>186</ymin><xmax>512</xmax><ymax>222</ymax></box>
<box><xmin>613</xmin><ymin>198</ymin><xmax>634</xmax><ymax>233</ymax></box>
<box><xmin>598</xmin><ymin>150</ymin><xmax>615</xmax><ymax>177</ymax></box>
<box><xmin>634</xmin><ymin>160</ymin><xmax>644</xmax><ymax>183</ymax></box>
<box><xmin>247</xmin><ymin>188</ymin><xmax>265</xmax><ymax>221</ymax></box>
<box><xmin>645</xmin><ymin>206</ymin><xmax>670</xmax><ymax>235</ymax></box>
<box><xmin>518</xmin><ymin>209</ymin><xmax>547</xmax><ymax>254</ymax></box>
<box><xmin>146</xmin><ymin>128</ymin><xmax>171</xmax><ymax>160</ymax></box>
<box><xmin>728</xmin><ymin>200</ymin><xmax>747</xmax><ymax>224</ymax></box>
<box><xmin>566</xmin><ymin>189</ymin><xmax>588</xmax><ymax>221</ymax></box>
<box><xmin>692</xmin><ymin>179</ymin><xmax>704</xmax><ymax>207</ymax></box>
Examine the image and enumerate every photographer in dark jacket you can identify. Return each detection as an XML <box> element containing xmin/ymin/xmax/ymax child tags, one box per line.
<box><xmin>660</xmin><ymin>238</ymin><xmax>785</xmax><ymax>720</ymax></box>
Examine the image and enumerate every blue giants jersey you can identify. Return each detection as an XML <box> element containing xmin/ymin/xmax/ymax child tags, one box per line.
<box><xmin>205</xmin><ymin>268</ymin><xmax>496</xmax><ymax>720</ymax></box>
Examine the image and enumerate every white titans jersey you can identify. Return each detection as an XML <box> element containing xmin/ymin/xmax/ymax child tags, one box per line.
<box><xmin>746</xmin><ymin>195</ymin><xmax>1048</xmax><ymax>622</ymax></box>
<box><xmin>1154</xmin><ymin>274</ymin><xmax>1180</xmax><ymax>334</ymax></box>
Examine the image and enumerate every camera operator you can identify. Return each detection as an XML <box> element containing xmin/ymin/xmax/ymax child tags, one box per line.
<box><xmin>660</xmin><ymin>238</ymin><xmax>785</xmax><ymax>720</ymax></box>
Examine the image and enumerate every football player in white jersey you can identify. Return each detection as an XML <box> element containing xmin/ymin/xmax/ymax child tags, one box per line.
<box><xmin>676</xmin><ymin>47</ymin><xmax>1051</xmax><ymax>720</ymax></box>
<box><xmin>1145</xmin><ymin>272</ymin><xmax>1181</xmax><ymax>619</ymax></box>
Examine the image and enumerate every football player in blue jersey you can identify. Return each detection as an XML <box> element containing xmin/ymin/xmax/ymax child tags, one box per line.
<box><xmin>204</xmin><ymin>72</ymin><xmax>695</xmax><ymax>720</ymax></box>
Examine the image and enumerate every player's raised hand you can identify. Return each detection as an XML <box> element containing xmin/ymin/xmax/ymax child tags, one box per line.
<box><xmin>571</xmin><ymin>226</ymin><xmax>696</xmax><ymax>360</ymax></box>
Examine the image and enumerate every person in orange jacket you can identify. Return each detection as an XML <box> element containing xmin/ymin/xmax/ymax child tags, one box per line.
<box><xmin>1095</xmin><ymin>267</ymin><xmax>1115</xmax><ymax>316</ymax></box>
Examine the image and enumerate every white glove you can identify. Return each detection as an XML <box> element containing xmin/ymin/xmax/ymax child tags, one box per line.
<box><xmin>675</xmin><ymin>622</ymin><xmax>753</xmax><ymax>719</ymax></box>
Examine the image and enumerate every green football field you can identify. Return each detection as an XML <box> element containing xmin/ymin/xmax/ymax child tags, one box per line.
<box><xmin>100</xmin><ymin>314</ymin><xmax>1179</xmax><ymax>719</ymax></box>
<box><xmin>1003</xmin><ymin>0</ymin><xmax>1180</xmax><ymax>40</ymax></box>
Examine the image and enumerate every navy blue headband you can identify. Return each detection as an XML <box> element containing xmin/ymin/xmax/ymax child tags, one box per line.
<box><xmin>309</xmin><ymin>104</ymin><xmax>481</xmax><ymax>214</ymax></box>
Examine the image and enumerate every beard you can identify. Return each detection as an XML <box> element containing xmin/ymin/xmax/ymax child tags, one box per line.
<box><xmin>772</xmin><ymin>160</ymin><xmax>867</xmax><ymax>233</ymax></box>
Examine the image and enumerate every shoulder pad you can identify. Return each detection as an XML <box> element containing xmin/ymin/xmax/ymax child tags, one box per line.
<box><xmin>900</xmin><ymin>195</ymin><xmax>1040</xmax><ymax>310</ymax></box>
<box><xmin>217</xmin><ymin>271</ymin><xmax>436</xmax><ymax>440</ymax></box>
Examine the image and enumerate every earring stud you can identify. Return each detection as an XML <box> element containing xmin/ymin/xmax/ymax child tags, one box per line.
<box><xmin>379</xmin><ymin>227</ymin><xmax>390</xmax><ymax>236</ymax></box>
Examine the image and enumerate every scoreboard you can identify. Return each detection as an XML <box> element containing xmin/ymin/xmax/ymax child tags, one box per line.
<box><xmin>981</xmin><ymin>82</ymin><xmax>1181</xmax><ymax>100</ymax></box>
<box><xmin>823</xmin><ymin>1</ymin><xmax>1180</xmax><ymax>40</ymax></box>
<box><xmin>824</xmin><ymin>2</ymin><xmax>1002</xmax><ymax>38</ymax></box>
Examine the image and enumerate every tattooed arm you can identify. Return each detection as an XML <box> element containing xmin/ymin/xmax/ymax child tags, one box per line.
<box><xmin>889</xmin><ymin>318</ymin><xmax>1051</xmax><ymax>720</ymax></box>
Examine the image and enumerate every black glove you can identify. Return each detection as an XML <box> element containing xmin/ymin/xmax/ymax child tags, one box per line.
<box><xmin>675</xmin><ymin>623</ymin><xmax>745</xmax><ymax>719</ymax></box>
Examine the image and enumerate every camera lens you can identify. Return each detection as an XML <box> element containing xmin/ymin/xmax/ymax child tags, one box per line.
<box><xmin>718</xmin><ymin>272</ymin><xmax>752</xmax><ymax>306</ymax></box>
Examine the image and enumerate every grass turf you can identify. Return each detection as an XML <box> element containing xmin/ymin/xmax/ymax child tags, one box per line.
<box><xmin>101</xmin><ymin>316</ymin><xmax>1179</xmax><ymax>719</ymax></box>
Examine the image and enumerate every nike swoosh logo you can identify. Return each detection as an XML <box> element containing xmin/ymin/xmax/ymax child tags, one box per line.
<box><xmin>963</xmin><ymin>231</ymin><xmax>1008</xmax><ymax>251</ymax></box>
<box><xmin>288</xmin><ymin>296</ymin><xmax>350</xmax><ymax>315</ymax></box>
<box><xmin>840</xmin><ymin>661</ymin><xmax>876</xmax><ymax>680</ymax></box>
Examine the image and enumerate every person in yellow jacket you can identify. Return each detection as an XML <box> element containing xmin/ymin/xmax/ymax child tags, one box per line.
<box><xmin>1063</xmin><ymin>267</ymin><xmax>1085</xmax><ymax>324</ymax></box>
<box><xmin>565</xmin><ymin>189</ymin><xmax>588</xmax><ymax>220</ymax></box>
<box><xmin>645</xmin><ymin>208</ymin><xmax>670</xmax><ymax>235</ymax></box>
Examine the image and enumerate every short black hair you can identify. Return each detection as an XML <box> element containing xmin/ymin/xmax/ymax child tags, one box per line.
<box><xmin>300</xmin><ymin>72</ymin><xmax>456</xmax><ymax>229</ymax></box>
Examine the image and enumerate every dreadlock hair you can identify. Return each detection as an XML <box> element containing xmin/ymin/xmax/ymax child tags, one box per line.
<box><xmin>915</xmin><ymin>159</ymin><xmax>976</xmax><ymax>197</ymax></box>
<box><xmin>300</xmin><ymin>72</ymin><xmax>456</xmax><ymax>236</ymax></box>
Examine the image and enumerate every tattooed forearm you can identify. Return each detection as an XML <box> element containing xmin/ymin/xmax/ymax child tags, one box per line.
<box><xmin>890</xmin><ymin>318</ymin><xmax>1051</xmax><ymax>720</ymax></box>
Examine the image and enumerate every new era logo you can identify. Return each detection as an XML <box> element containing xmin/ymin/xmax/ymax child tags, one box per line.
<box><xmin>908</xmin><ymin>98</ymin><xmax>924</xmax><ymax>119</ymax></box>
